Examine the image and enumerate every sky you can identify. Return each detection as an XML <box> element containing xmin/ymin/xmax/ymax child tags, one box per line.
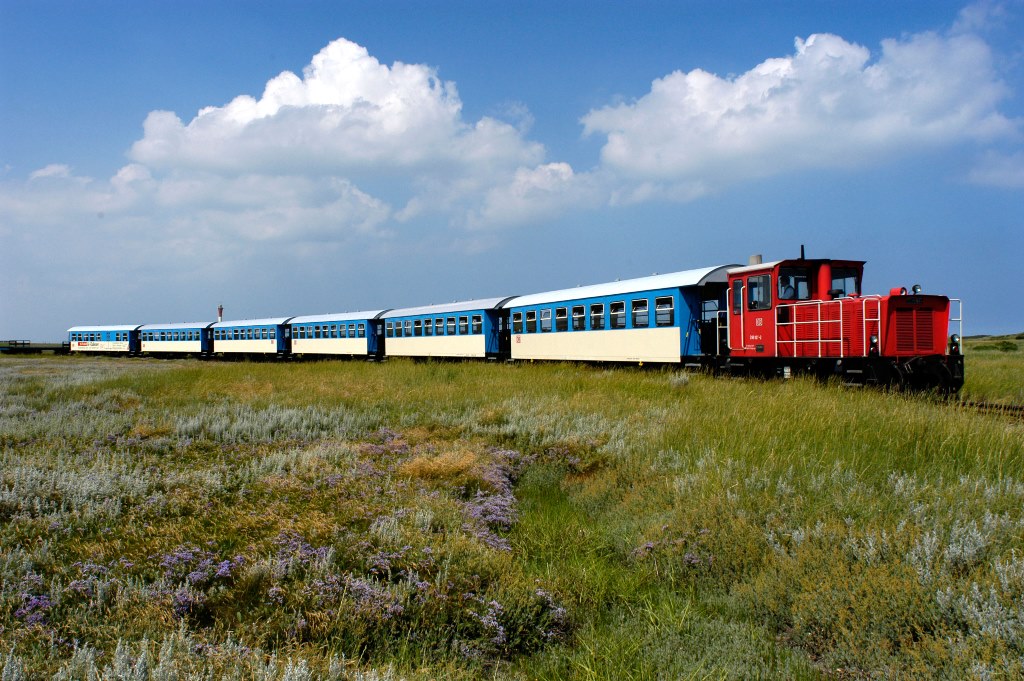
<box><xmin>1</xmin><ymin>0</ymin><xmax>1022</xmax><ymax>341</ymax></box>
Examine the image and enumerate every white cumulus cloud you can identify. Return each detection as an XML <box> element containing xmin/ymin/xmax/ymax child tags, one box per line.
<box><xmin>582</xmin><ymin>30</ymin><xmax>1017</xmax><ymax>196</ymax></box>
<box><xmin>130</xmin><ymin>38</ymin><xmax>543</xmax><ymax>178</ymax></box>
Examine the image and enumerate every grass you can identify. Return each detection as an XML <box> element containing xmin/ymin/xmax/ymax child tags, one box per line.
<box><xmin>961</xmin><ymin>333</ymin><xmax>1024</xmax><ymax>405</ymax></box>
<box><xmin>1</xmin><ymin>352</ymin><xmax>1023</xmax><ymax>678</ymax></box>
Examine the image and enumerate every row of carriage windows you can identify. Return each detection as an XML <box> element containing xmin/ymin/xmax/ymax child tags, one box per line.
<box><xmin>213</xmin><ymin>328</ymin><xmax>277</xmax><ymax>341</ymax></box>
<box><xmin>512</xmin><ymin>296</ymin><xmax>674</xmax><ymax>334</ymax></box>
<box><xmin>142</xmin><ymin>330</ymin><xmax>202</xmax><ymax>342</ymax></box>
<box><xmin>295</xmin><ymin>323</ymin><xmax>365</xmax><ymax>339</ymax></box>
<box><xmin>70</xmin><ymin>332</ymin><xmax>130</xmax><ymax>342</ymax></box>
<box><xmin>385</xmin><ymin>315</ymin><xmax>483</xmax><ymax>338</ymax></box>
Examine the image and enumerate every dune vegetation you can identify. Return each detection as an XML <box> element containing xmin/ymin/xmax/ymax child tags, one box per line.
<box><xmin>1</xmin><ymin>350</ymin><xmax>1022</xmax><ymax>679</ymax></box>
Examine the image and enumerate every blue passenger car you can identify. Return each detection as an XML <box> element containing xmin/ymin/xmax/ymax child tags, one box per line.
<box><xmin>211</xmin><ymin>317</ymin><xmax>294</xmax><ymax>356</ymax></box>
<box><xmin>381</xmin><ymin>297</ymin><xmax>515</xmax><ymax>359</ymax></box>
<box><xmin>505</xmin><ymin>266</ymin><xmax>736</xmax><ymax>363</ymax></box>
<box><xmin>139</xmin><ymin>322</ymin><xmax>215</xmax><ymax>356</ymax></box>
<box><xmin>68</xmin><ymin>325</ymin><xmax>141</xmax><ymax>354</ymax></box>
<box><xmin>289</xmin><ymin>311</ymin><xmax>388</xmax><ymax>359</ymax></box>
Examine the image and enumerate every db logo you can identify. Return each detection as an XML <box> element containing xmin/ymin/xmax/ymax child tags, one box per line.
<box><xmin>515</xmin><ymin>335</ymin><xmax>521</xmax><ymax>343</ymax></box>
<box><xmin>755</xmin><ymin>318</ymin><xmax>764</xmax><ymax>327</ymax></box>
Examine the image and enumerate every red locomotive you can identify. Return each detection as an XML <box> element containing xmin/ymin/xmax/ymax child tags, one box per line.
<box><xmin>719</xmin><ymin>251</ymin><xmax>963</xmax><ymax>391</ymax></box>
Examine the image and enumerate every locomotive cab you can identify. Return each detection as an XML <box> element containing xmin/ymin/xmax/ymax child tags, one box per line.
<box><xmin>726</xmin><ymin>258</ymin><xmax>866</xmax><ymax>359</ymax></box>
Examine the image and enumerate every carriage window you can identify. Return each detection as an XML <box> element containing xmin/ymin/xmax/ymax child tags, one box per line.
<box><xmin>435</xmin><ymin>318</ymin><xmax>444</xmax><ymax>336</ymax></box>
<box><xmin>572</xmin><ymin>306</ymin><xmax>585</xmax><ymax>331</ymax></box>
<box><xmin>414</xmin><ymin>320</ymin><xmax>422</xmax><ymax>336</ymax></box>
<box><xmin>357</xmin><ymin>324</ymin><xmax>365</xmax><ymax>338</ymax></box>
<box><xmin>525</xmin><ymin>311</ymin><xmax>537</xmax><ymax>333</ymax></box>
<box><xmin>631</xmin><ymin>299</ymin><xmax>649</xmax><ymax>328</ymax></box>
<box><xmin>386</xmin><ymin>322</ymin><xmax>394</xmax><ymax>337</ymax></box>
<box><xmin>270</xmin><ymin>328</ymin><xmax>276</xmax><ymax>340</ymax></box>
<box><xmin>830</xmin><ymin>267</ymin><xmax>860</xmax><ymax>298</ymax></box>
<box><xmin>555</xmin><ymin>307</ymin><xmax>568</xmax><ymax>332</ymax></box>
<box><xmin>404</xmin><ymin>321</ymin><xmax>413</xmax><ymax>337</ymax></box>
<box><xmin>590</xmin><ymin>303</ymin><xmax>605</xmax><ymax>330</ymax></box>
<box><xmin>540</xmin><ymin>309</ymin><xmax>552</xmax><ymax>332</ymax></box>
<box><xmin>778</xmin><ymin>268</ymin><xmax>811</xmax><ymax>301</ymax></box>
<box><xmin>160</xmin><ymin>332</ymin><xmax>166</xmax><ymax>341</ymax></box>
<box><xmin>348</xmin><ymin>324</ymin><xmax>355</xmax><ymax>337</ymax></box>
<box><xmin>610</xmin><ymin>301</ymin><xmax>626</xmax><ymax>329</ymax></box>
<box><xmin>655</xmin><ymin>297</ymin><xmax>674</xmax><ymax>326</ymax></box>
<box><xmin>471</xmin><ymin>315</ymin><xmax>483</xmax><ymax>334</ymax></box>
<box><xmin>447</xmin><ymin>317</ymin><xmax>456</xmax><ymax>335</ymax></box>
<box><xmin>512</xmin><ymin>312</ymin><xmax>524</xmax><ymax>333</ymax></box>
<box><xmin>424</xmin><ymin>319</ymin><xmax>433</xmax><ymax>336</ymax></box>
<box><xmin>262</xmin><ymin>328</ymin><xmax>269</xmax><ymax>340</ymax></box>
<box><xmin>459</xmin><ymin>316</ymin><xmax>469</xmax><ymax>335</ymax></box>
<box><xmin>747</xmin><ymin>275</ymin><xmax>772</xmax><ymax>310</ymax></box>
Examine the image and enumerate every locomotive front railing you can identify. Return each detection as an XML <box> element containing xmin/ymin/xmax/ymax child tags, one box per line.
<box><xmin>774</xmin><ymin>296</ymin><xmax>883</xmax><ymax>359</ymax></box>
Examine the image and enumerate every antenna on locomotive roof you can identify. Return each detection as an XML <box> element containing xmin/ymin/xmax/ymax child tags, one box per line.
<box><xmin>800</xmin><ymin>244</ymin><xmax>806</xmax><ymax>260</ymax></box>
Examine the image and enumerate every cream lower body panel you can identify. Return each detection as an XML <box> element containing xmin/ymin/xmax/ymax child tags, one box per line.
<box><xmin>216</xmin><ymin>340</ymin><xmax>280</xmax><ymax>354</ymax></box>
<box><xmin>72</xmin><ymin>341</ymin><xmax>129</xmax><ymax>353</ymax></box>
<box><xmin>386</xmin><ymin>335</ymin><xmax>486</xmax><ymax>358</ymax></box>
<box><xmin>511</xmin><ymin>327</ymin><xmax>682</xmax><ymax>363</ymax></box>
<box><xmin>292</xmin><ymin>338</ymin><xmax>369</xmax><ymax>355</ymax></box>
<box><xmin>142</xmin><ymin>341</ymin><xmax>203</xmax><ymax>353</ymax></box>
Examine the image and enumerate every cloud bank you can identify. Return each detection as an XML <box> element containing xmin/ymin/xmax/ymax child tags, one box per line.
<box><xmin>582</xmin><ymin>30</ymin><xmax>1016</xmax><ymax>202</ymax></box>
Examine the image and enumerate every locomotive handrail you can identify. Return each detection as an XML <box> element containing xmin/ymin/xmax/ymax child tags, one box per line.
<box><xmin>774</xmin><ymin>295</ymin><xmax>883</xmax><ymax>359</ymax></box>
<box><xmin>950</xmin><ymin>298</ymin><xmax>963</xmax><ymax>353</ymax></box>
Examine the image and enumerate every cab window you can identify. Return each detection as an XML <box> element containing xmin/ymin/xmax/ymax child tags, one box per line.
<box><xmin>747</xmin><ymin>275</ymin><xmax>771</xmax><ymax>310</ymax></box>
<box><xmin>831</xmin><ymin>267</ymin><xmax>860</xmax><ymax>297</ymax></box>
<box><xmin>778</xmin><ymin>267</ymin><xmax>811</xmax><ymax>301</ymax></box>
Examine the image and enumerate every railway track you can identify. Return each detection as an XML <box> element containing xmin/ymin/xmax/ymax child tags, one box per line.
<box><xmin>957</xmin><ymin>400</ymin><xmax>1024</xmax><ymax>420</ymax></box>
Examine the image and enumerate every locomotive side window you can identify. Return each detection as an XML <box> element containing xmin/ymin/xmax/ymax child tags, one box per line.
<box><xmin>655</xmin><ymin>297</ymin><xmax>674</xmax><ymax>326</ymax></box>
<box><xmin>572</xmin><ymin>306</ymin><xmax>585</xmax><ymax>330</ymax></box>
<box><xmin>732</xmin><ymin>281</ymin><xmax>743</xmax><ymax>315</ymax></box>
<box><xmin>610</xmin><ymin>301</ymin><xmax>626</xmax><ymax>329</ymax></box>
<box><xmin>512</xmin><ymin>312</ymin><xmax>523</xmax><ymax>333</ymax></box>
<box><xmin>778</xmin><ymin>268</ymin><xmax>811</xmax><ymax>301</ymax></box>
<box><xmin>631</xmin><ymin>299</ymin><xmax>649</xmax><ymax>328</ymax></box>
<box><xmin>591</xmin><ymin>303</ymin><xmax>605</xmax><ymax>330</ymax></box>
<box><xmin>831</xmin><ymin>267</ymin><xmax>860</xmax><ymax>297</ymax></box>
<box><xmin>747</xmin><ymin>275</ymin><xmax>771</xmax><ymax>311</ymax></box>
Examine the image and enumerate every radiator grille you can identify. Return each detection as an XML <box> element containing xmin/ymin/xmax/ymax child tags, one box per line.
<box><xmin>895</xmin><ymin>309</ymin><xmax>934</xmax><ymax>354</ymax></box>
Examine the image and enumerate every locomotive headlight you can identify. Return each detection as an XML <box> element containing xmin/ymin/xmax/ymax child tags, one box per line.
<box><xmin>869</xmin><ymin>334</ymin><xmax>879</xmax><ymax>355</ymax></box>
<box><xmin>912</xmin><ymin>284</ymin><xmax>922</xmax><ymax>294</ymax></box>
<box><xmin>949</xmin><ymin>334</ymin><xmax>961</xmax><ymax>355</ymax></box>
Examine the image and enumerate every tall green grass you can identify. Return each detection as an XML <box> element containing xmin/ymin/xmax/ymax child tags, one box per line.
<box><xmin>2</xmin><ymin>354</ymin><xmax>1023</xmax><ymax>678</ymax></box>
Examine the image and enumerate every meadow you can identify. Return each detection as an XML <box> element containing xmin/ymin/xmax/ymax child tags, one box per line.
<box><xmin>1</xmin><ymin>341</ymin><xmax>1022</xmax><ymax>679</ymax></box>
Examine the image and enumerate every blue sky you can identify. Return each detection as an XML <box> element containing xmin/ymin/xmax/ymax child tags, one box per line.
<box><xmin>2</xmin><ymin>0</ymin><xmax>1022</xmax><ymax>340</ymax></box>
